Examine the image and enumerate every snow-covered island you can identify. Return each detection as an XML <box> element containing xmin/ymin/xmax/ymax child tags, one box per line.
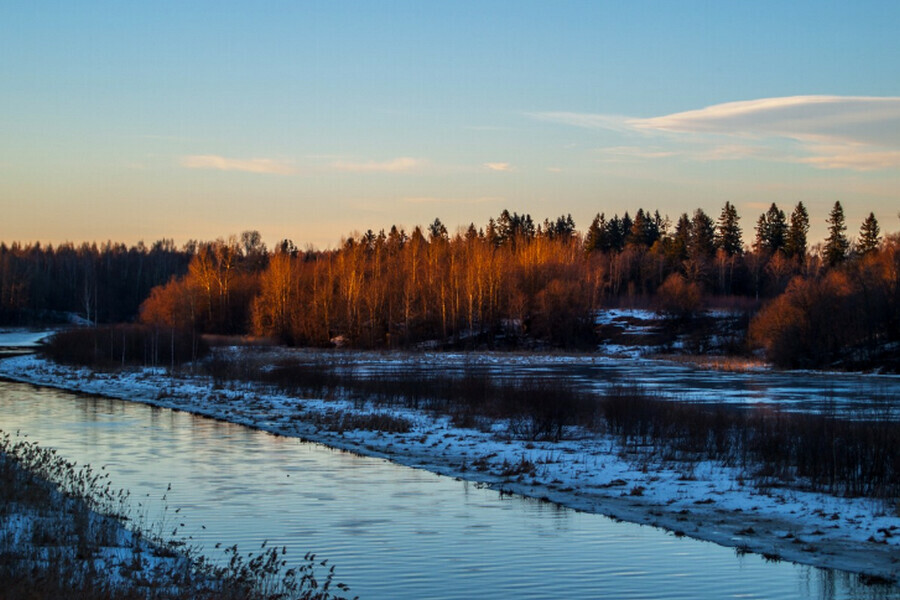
<box><xmin>1</xmin><ymin>345</ymin><xmax>897</xmax><ymax>586</ymax></box>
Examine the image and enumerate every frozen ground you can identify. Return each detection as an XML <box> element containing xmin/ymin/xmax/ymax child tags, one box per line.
<box><xmin>1</xmin><ymin>351</ymin><xmax>897</xmax><ymax>584</ymax></box>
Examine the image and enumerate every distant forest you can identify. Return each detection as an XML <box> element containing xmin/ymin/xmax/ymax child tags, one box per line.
<box><xmin>3</xmin><ymin>201</ymin><xmax>899</xmax><ymax>368</ymax></box>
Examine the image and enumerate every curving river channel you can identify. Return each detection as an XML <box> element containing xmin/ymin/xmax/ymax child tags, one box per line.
<box><xmin>1</xmin><ymin>380</ymin><xmax>897</xmax><ymax>599</ymax></box>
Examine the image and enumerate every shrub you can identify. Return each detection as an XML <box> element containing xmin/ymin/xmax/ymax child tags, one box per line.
<box><xmin>41</xmin><ymin>325</ymin><xmax>207</xmax><ymax>369</ymax></box>
<box><xmin>655</xmin><ymin>273</ymin><xmax>702</xmax><ymax>319</ymax></box>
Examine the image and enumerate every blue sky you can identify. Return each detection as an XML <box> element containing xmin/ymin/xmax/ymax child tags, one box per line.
<box><xmin>2</xmin><ymin>1</ymin><xmax>899</xmax><ymax>248</ymax></box>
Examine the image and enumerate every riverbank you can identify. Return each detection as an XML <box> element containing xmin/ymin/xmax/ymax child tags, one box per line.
<box><xmin>0</xmin><ymin>430</ymin><xmax>204</xmax><ymax>599</ymax></box>
<box><xmin>0</xmin><ymin>427</ymin><xmax>357</xmax><ymax>600</ymax></box>
<box><xmin>1</xmin><ymin>351</ymin><xmax>897</xmax><ymax>586</ymax></box>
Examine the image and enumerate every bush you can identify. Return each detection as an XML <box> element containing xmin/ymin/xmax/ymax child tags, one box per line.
<box><xmin>655</xmin><ymin>273</ymin><xmax>702</xmax><ymax>319</ymax></box>
<box><xmin>41</xmin><ymin>325</ymin><xmax>207</xmax><ymax>369</ymax></box>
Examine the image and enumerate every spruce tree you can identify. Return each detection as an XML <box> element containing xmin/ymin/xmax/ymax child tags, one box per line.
<box><xmin>620</xmin><ymin>212</ymin><xmax>633</xmax><ymax>247</ymax></box>
<box><xmin>784</xmin><ymin>202</ymin><xmax>810</xmax><ymax>259</ymax></box>
<box><xmin>584</xmin><ymin>213</ymin><xmax>605</xmax><ymax>253</ymax></box>
<box><xmin>688</xmin><ymin>208</ymin><xmax>716</xmax><ymax>259</ymax></box>
<box><xmin>629</xmin><ymin>209</ymin><xmax>660</xmax><ymax>248</ymax></box>
<box><xmin>715</xmin><ymin>201</ymin><xmax>743</xmax><ymax>256</ymax></box>
<box><xmin>824</xmin><ymin>201</ymin><xmax>849</xmax><ymax>266</ymax></box>
<box><xmin>629</xmin><ymin>209</ymin><xmax>649</xmax><ymax>246</ymax></box>
<box><xmin>857</xmin><ymin>212</ymin><xmax>881</xmax><ymax>255</ymax></box>
<box><xmin>753</xmin><ymin>213</ymin><xmax>768</xmax><ymax>253</ymax></box>
<box><xmin>754</xmin><ymin>203</ymin><xmax>787</xmax><ymax>254</ymax></box>
<box><xmin>672</xmin><ymin>213</ymin><xmax>691</xmax><ymax>261</ymax></box>
<box><xmin>606</xmin><ymin>215</ymin><xmax>624</xmax><ymax>252</ymax></box>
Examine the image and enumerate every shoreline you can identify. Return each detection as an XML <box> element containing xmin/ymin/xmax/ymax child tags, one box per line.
<box><xmin>1</xmin><ymin>352</ymin><xmax>897</xmax><ymax>586</ymax></box>
<box><xmin>0</xmin><ymin>428</ymin><xmax>198</xmax><ymax>597</ymax></box>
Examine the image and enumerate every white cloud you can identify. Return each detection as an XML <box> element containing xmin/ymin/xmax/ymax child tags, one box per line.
<box><xmin>484</xmin><ymin>162</ymin><xmax>513</xmax><ymax>171</ymax></box>
<box><xmin>181</xmin><ymin>155</ymin><xmax>295</xmax><ymax>175</ymax></box>
<box><xmin>628</xmin><ymin>96</ymin><xmax>900</xmax><ymax>147</ymax></box>
<box><xmin>797</xmin><ymin>147</ymin><xmax>900</xmax><ymax>171</ymax></box>
<box><xmin>330</xmin><ymin>157</ymin><xmax>423</xmax><ymax>173</ymax></box>
<box><xmin>529</xmin><ymin>96</ymin><xmax>900</xmax><ymax>171</ymax></box>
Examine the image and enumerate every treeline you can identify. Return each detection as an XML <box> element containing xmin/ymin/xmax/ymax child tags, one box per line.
<box><xmin>0</xmin><ymin>239</ymin><xmax>191</xmax><ymax>325</ymax></box>
<box><xmin>134</xmin><ymin>203</ymin><xmax>899</xmax><ymax>362</ymax></box>
<box><xmin>5</xmin><ymin>203</ymin><xmax>898</xmax><ymax>366</ymax></box>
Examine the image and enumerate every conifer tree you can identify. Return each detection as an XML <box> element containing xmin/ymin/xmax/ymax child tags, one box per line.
<box><xmin>784</xmin><ymin>202</ymin><xmax>810</xmax><ymax>259</ymax></box>
<box><xmin>629</xmin><ymin>209</ymin><xmax>649</xmax><ymax>246</ymax></box>
<box><xmin>857</xmin><ymin>212</ymin><xmax>881</xmax><ymax>255</ymax></box>
<box><xmin>584</xmin><ymin>213</ymin><xmax>606</xmax><ymax>253</ymax></box>
<box><xmin>620</xmin><ymin>212</ymin><xmax>633</xmax><ymax>247</ymax></box>
<box><xmin>688</xmin><ymin>208</ymin><xmax>716</xmax><ymax>259</ymax></box>
<box><xmin>606</xmin><ymin>215</ymin><xmax>625</xmax><ymax>252</ymax></box>
<box><xmin>715</xmin><ymin>201</ymin><xmax>743</xmax><ymax>256</ymax></box>
<box><xmin>428</xmin><ymin>218</ymin><xmax>448</xmax><ymax>242</ymax></box>
<box><xmin>671</xmin><ymin>213</ymin><xmax>691</xmax><ymax>261</ymax></box>
<box><xmin>753</xmin><ymin>203</ymin><xmax>787</xmax><ymax>254</ymax></box>
<box><xmin>823</xmin><ymin>201</ymin><xmax>849</xmax><ymax>266</ymax></box>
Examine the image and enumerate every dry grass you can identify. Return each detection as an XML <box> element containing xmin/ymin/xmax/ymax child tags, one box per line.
<box><xmin>206</xmin><ymin>351</ymin><xmax>900</xmax><ymax>501</ymax></box>
<box><xmin>307</xmin><ymin>409</ymin><xmax>412</xmax><ymax>434</ymax></box>
<box><xmin>0</xmin><ymin>431</ymin><xmax>356</xmax><ymax>600</ymax></box>
<box><xmin>657</xmin><ymin>354</ymin><xmax>767</xmax><ymax>372</ymax></box>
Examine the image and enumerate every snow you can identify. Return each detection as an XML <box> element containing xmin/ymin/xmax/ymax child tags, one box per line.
<box><xmin>594</xmin><ymin>308</ymin><xmax>660</xmax><ymax>326</ymax></box>
<box><xmin>0</xmin><ymin>329</ymin><xmax>55</xmax><ymax>347</ymax></box>
<box><xmin>0</xmin><ymin>452</ymin><xmax>195</xmax><ymax>592</ymax></box>
<box><xmin>0</xmin><ymin>351</ymin><xmax>898</xmax><ymax>584</ymax></box>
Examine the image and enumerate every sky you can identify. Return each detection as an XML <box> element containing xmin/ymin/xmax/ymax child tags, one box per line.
<box><xmin>2</xmin><ymin>1</ymin><xmax>899</xmax><ymax>249</ymax></box>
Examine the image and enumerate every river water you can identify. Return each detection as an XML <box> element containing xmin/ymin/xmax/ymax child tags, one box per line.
<box><xmin>0</xmin><ymin>380</ymin><xmax>896</xmax><ymax>599</ymax></box>
<box><xmin>334</xmin><ymin>352</ymin><xmax>900</xmax><ymax>419</ymax></box>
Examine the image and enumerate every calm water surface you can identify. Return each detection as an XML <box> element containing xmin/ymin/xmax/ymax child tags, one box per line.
<box><xmin>0</xmin><ymin>380</ymin><xmax>896</xmax><ymax>599</ymax></box>
<box><xmin>349</xmin><ymin>355</ymin><xmax>900</xmax><ymax>418</ymax></box>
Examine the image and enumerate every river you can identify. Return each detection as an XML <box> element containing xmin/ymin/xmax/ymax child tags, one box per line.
<box><xmin>329</xmin><ymin>351</ymin><xmax>900</xmax><ymax>419</ymax></box>
<box><xmin>0</xmin><ymin>380</ymin><xmax>895</xmax><ymax>599</ymax></box>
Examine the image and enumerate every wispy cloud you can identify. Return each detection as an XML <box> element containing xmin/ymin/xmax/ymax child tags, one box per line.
<box><xmin>693</xmin><ymin>144</ymin><xmax>769</xmax><ymax>161</ymax></box>
<box><xmin>529</xmin><ymin>96</ymin><xmax>900</xmax><ymax>171</ymax></box>
<box><xmin>527</xmin><ymin>111</ymin><xmax>633</xmax><ymax>132</ymax></box>
<box><xmin>484</xmin><ymin>162</ymin><xmax>514</xmax><ymax>172</ymax></box>
<box><xmin>628</xmin><ymin>96</ymin><xmax>900</xmax><ymax>141</ymax></box>
<box><xmin>594</xmin><ymin>146</ymin><xmax>678</xmax><ymax>162</ymax></box>
<box><xmin>797</xmin><ymin>148</ymin><xmax>900</xmax><ymax>171</ymax></box>
<box><xmin>181</xmin><ymin>155</ymin><xmax>295</xmax><ymax>175</ymax></box>
<box><xmin>330</xmin><ymin>157</ymin><xmax>423</xmax><ymax>173</ymax></box>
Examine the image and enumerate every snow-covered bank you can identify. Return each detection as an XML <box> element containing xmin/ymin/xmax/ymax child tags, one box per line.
<box><xmin>0</xmin><ymin>416</ymin><xmax>356</xmax><ymax>600</ymax></box>
<box><xmin>0</xmin><ymin>430</ymin><xmax>203</xmax><ymax>598</ymax></box>
<box><xmin>1</xmin><ymin>353</ymin><xmax>897</xmax><ymax>585</ymax></box>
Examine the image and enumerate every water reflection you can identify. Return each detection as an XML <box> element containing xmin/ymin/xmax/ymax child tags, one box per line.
<box><xmin>395</xmin><ymin>358</ymin><xmax>900</xmax><ymax>418</ymax></box>
<box><xmin>0</xmin><ymin>381</ymin><xmax>896</xmax><ymax>599</ymax></box>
